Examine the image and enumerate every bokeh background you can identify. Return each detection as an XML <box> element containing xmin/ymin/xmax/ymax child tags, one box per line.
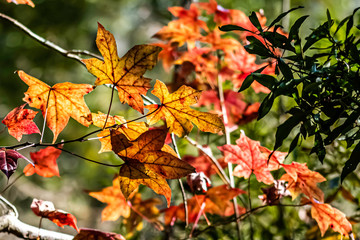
<box><xmin>0</xmin><ymin>0</ymin><xmax>359</xmax><ymax>239</ymax></box>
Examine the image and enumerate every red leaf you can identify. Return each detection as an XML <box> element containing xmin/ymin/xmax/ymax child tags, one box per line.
<box><xmin>0</xmin><ymin>148</ymin><xmax>33</xmax><ymax>179</ymax></box>
<box><xmin>2</xmin><ymin>104</ymin><xmax>40</xmax><ymax>141</ymax></box>
<box><xmin>31</xmin><ymin>198</ymin><xmax>79</xmax><ymax>232</ymax></box>
<box><xmin>218</xmin><ymin>133</ymin><xmax>279</xmax><ymax>184</ymax></box>
<box><xmin>23</xmin><ymin>146</ymin><xmax>61</xmax><ymax>177</ymax></box>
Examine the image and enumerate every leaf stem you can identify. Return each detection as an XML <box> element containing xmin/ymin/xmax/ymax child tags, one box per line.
<box><xmin>40</xmin><ymin>89</ymin><xmax>51</xmax><ymax>144</ymax></box>
<box><xmin>103</xmin><ymin>85</ymin><xmax>116</xmax><ymax>129</ymax></box>
<box><xmin>0</xmin><ymin>173</ymin><xmax>25</xmax><ymax>195</ymax></box>
<box><xmin>171</xmin><ymin>133</ymin><xmax>189</xmax><ymax>227</ymax></box>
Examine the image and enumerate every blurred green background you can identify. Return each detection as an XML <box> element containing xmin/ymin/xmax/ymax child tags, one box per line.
<box><xmin>0</xmin><ymin>0</ymin><xmax>359</xmax><ymax>239</ymax></box>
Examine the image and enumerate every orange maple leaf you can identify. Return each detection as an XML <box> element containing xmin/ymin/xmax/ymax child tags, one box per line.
<box><xmin>280</xmin><ymin>162</ymin><xmax>326</xmax><ymax>202</ymax></box>
<box><xmin>31</xmin><ymin>198</ymin><xmax>79</xmax><ymax>232</ymax></box>
<box><xmin>219</xmin><ymin>133</ymin><xmax>283</xmax><ymax>184</ymax></box>
<box><xmin>18</xmin><ymin>71</ymin><xmax>94</xmax><ymax>143</ymax></box>
<box><xmin>82</xmin><ymin>23</ymin><xmax>161</xmax><ymax>114</ymax></box>
<box><xmin>311</xmin><ymin>200</ymin><xmax>353</xmax><ymax>237</ymax></box>
<box><xmin>145</xmin><ymin>80</ymin><xmax>224</xmax><ymax>137</ymax></box>
<box><xmin>92</xmin><ymin>112</ymin><xmax>148</xmax><ymax>153</ymax></box>
<box><xmin>169</xmin><ymin>4</ymin><xmax>208</xmax><ymax>32</ymax></box>
<box><xmin>23</xmin><ymin>146</ymin><xmax>61</xmax><ymax>177</ymax></box>
<box><xmin>111</xmin><ymin>128</ymin><xmax>195</xmax><ymax>206</ymax></box>
<box><xmin>2</xmin><ymin>104</ymin><xmax>40</xmax><ymax>141</ymax></box>
<box><xmin>6</xmin><ymin>0</ymin><xmax>34</xmax><ymax>7</ymax></box>
<box><xmin>88</xmin><ymin>176</ymin><xmax>130</xmax><ymax>221</ymax></box>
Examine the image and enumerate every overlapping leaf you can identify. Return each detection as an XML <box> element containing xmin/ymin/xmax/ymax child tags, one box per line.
<box><xmin>145</xmin><ymin>80</ymin><xmax>224</xmax><ymax>137</ymax></box>
<box><xmin>82</xmin><ymin>23</ymin><xmax>161</xmax><ymax>114</ymax></box>
<box><xmin>111</xmin><ymin>128</ymin><xmax>195</xmax><ymax>206</ymax></box>
<box><xmin>280</xmin><ymin>162</ymin><xmax>326</xmax><ymax>202</ymax></box>
<box><xmin>0</xmin><ymin>148</ymin><xmax>33</xmax><ymax>179</ymax></box>
<box><xmin>92</xmin><ymin>112</ymin><xmax>148</xmax><ymax>153</ymax></box>
<box><xmin>31</xmin><ymin>198</ymin><xmax>79</xmax><ymax>232</ymax></box>
<box><xmin>311</xmin><ymin>201</ymin><xmax>353</xmax><ymax>237</ymax></box>
<box><xmin>18</xmin><ymin>71</ymin><xmax>94</xmax><ymax>143</ymax></box>
<box><xmin>23</xmin><ymin>146</ymin><xmax>61</xmax><ymax>178</ymax></box>
<box><xmin>219</xmin><ymin>133</ymin><xmax>283</xmax><ymax>184</ymax></box>
<box><xmin>2</xmin><ymin>104</ymin><xmax>40</xmax><ymax>141</ymax></box>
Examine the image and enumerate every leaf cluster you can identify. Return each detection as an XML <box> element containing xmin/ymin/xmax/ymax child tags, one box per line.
<box><xmin>222</xmin><ymin>7</ymin><xmax>360</xmax><ymax>181</ymax></box>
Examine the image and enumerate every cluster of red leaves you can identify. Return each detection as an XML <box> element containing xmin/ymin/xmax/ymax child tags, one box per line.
<box><xmin>152</xmin><ymin>0</ymin><xmax>277</xmax><ymax>129</ymax></box>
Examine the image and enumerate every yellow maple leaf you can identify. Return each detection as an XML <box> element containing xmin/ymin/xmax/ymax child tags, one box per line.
<box><xmin>18</xmin><ymin>71</ymin><xmax>94</xmax><ymax>143</ymax></box>
<box><xmin>82</xmin><ymin>23</ymin><xmax>161</xmax><ymax>114</ymax></box>
<box><xmin>145</xmin><ymin>80</ymin><xmax>224</xmax><ymax>137</ymax></box>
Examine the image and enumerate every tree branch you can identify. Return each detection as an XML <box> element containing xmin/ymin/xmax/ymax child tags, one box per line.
<box><xmin>0</xmin><ymin>12</ymin><xmax>103</xmax><ymax>66</ymax></box>
<box><xmin>0</xmin><ymin>196</ymin><xmax>74</xmax><ymax>240</ymax></box>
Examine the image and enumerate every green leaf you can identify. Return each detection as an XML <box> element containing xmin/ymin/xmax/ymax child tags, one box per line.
<box><xmin>238</xmin><ymin>65</ymin><xmax>268</xmax><ymax>92</ymax></box>
<box><xmin>287</xmin><ymin>132</ymin><xmax>301</xmax><ymax>157</ymax></box>
<box><xmin>310</xmin><ymin>132</ymin><xmax>326</xmax><ymax>163</ymax></box>
<box><xmin>273</xmin><ymin>115</ymin><xmax>302</xmax><ymax>151</ymax></box>
<box><xmin>252</xmin><ymin>73</ymin><xmax>277</xmax><ymax>90</ymax></box>
<box><xmin>346</xmin><ymin>7</ymin><xmax>360</xmax><ymax>36</ymax></box>
<box><xmin>249</xmin><ymin>11</ymin><xmax>263</xmax><ymax>32</ymax></box>
<box><xmin>289</xmin><ymin>15</ymin><xmax>309</xmax><ymax>41</ymax></box>
<box><xmin>341</xmin><ymin>142</ymin><xmax>360</xmax><ymax>182</ymax></box>
<box><xmin>277</xmin><ymin>58</ymin><xmax>293</xmax><ymax>80</ymax></box>
<box><xmin>267</xmin><ymin>6</ymin><xmax>304</xmax><ymax>29</ymax></box>
<box><xmin>258</xmin><ymin>92</ymin><xmax>275</xmax><ymax>120</ymax></box>
<box><xmin>219</xmin><ymin>25</ymin><xmax>253</xmax><ymax>33</ymax></box>
<box><xmin>303</xmin><ymin>21</ymin><xmax>331</xmax><ymax>52</ymax></box>
<box><xmin>245</xmin><ymin>36</ymin><xmax>274</xmax><ymax>58</ymax></box>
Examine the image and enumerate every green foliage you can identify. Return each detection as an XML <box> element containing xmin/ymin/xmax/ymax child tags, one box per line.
<box><xmin>222</xmin><ymin>7</ymin><xmax>360</xmax><ymax>181</ymax></box>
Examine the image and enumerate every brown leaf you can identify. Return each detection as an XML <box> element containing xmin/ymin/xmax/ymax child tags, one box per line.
<box><xmin>111</xmin><ymin>128</ymin><xmax>195</xmax><ymax>206</ymax></box>
<box><xmin>74</xmin><ymin>228</ymin><xmax>125</xmax><ymax>240</ymax></box>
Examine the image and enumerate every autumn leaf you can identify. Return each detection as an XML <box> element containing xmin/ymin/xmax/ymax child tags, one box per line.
<box><xmin>23</xmin><ymin>146</ymin><xmax>61</xmax><ymax>178</ymax></box>
<box><xmin>18</xmin><ymin>71</ymin><xmax>94</xmax><ymax>143</ymax></box>
<box><xmin>218</xmin><ymin>133</ymin><xmax>281</xmax><ymax>184</ymax></box>
<box><xmin>74</xmin><ymin>228</ymin><xmax>125</xmax><ymax>240</ymax></box>
<box><xmin>82</xmin><ymin>23</ymin><xmax>161</xmax><ymax>114</ymax></box>
<box><xmin>2</xmin><ymin>104</ymin><xmax>40</xmax><ymax>141</ymax></box>
<box><xmin>31</xmin><ymin>198</ymin><xmax>79</xmax><ymax>232</ymax></box>
<box><xmin>111</xmin><ymin>128</ymin><xmax>195</xmax><ymax>206</ymax></box>
<box><xmin>311</xmin><ymin>201</ymin><xmax>353</xmax><ymax>237</ymax></box>
<box><xmin>88</xmin><ymin>176</ymin><xmax>130</xmax><ymax>221</ymax></box>
<box><xmin>183</xmin><ymin>151</ymin><xmax>227</xmax><ymax>178</ymax></box>
<box><xmin>280</xmin><ymin>162</ymin><xmax>326</xmax><ymax>202</ymax></box>
<box><xmin>0</xmin><ymin>148</ymin><xmax>33</xmax><ymax>179</ymax></box>
<box><xmin>6</xmin><ymin>0</ymin><xmax>34</xmax><ymax>7</ymax></box>
<box><xmin>92</xmin><ymin>112</ymin><xmax>148</xmax><ymax>153</ymax></box>
<box><xmin>145</xmin><ymin>80</ymin><xmax>224</xmax><ymax>137</ymax></box>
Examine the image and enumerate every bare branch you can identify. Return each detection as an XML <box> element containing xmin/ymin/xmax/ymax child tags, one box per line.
<box><xmin>0</xmin><ymin>12</ymin><xmax>103</xmax><ymax>66</ymax></box>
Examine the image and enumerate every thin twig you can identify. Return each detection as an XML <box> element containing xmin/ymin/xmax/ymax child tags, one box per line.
<box><xmin>54</xmin><ymin>147</ymin><xmax>123</xmax><ymax>167</ymax></box>
<box><xmin>217</xmin><ymin>52</ymin><xmax>241</xmax><ymax>240</ymax></box>
<box><xmin>67</xmin><ymin>49</ymin><xmax>102</xmax><ymax>60</ymax></box>
<box><xmin>40</xmin><ymin>90</ymin><xmax>52</xmax><ymax>144</ymax></box>
<box><xmin>103</xmin><ymin>85</ymin><xmax>116</xmax><ymax>129</ymax></box>
<box><xmin>0</xmin><ymin>173</ymin><xmax>25</xmax><ymax>195</ymax></box>
<box><xmin>0</xmin><ymin>195</ymin><xmax>19</xmax><ymax>218</ymax></box>
<box><xmin>184</xmin><ymin>136</ymin><xmax>230</xmax><ymax>185</ymax></box>
<box><xmin>171</xmin><ymin>133</ymin><xmax>189</xmax><ymax>227</ymax></box>
<box><xmin>0</xmin><ymin>12</ymin><xmax>88</xmax><ymax>66</ymax></box>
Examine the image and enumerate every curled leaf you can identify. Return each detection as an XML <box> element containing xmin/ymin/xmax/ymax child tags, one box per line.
<box><xmin>0</xmin><ymin>148</ymin><xmax>32</xmax><ymax>179</ymax></box>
